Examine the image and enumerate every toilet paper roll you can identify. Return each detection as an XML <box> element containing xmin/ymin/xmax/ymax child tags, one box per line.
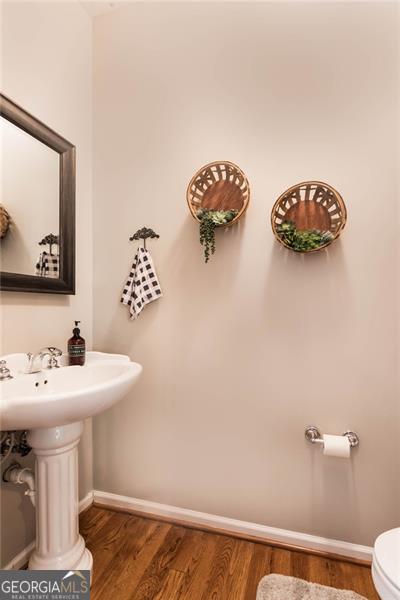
<box><xmin>322</xmin><ymin>434</ymin><xmax>351</xmax><ymax>458</ymax></box>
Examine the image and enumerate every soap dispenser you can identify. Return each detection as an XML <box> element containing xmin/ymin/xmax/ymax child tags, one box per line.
<box><xmin>68</xmin><ymin>321</ymin><xmax>86</xmax><ymax>366</ymax></box>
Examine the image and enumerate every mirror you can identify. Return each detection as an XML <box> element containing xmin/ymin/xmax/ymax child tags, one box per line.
<box><xmin>1</xmin><ymin>118</ymin><xmax>59</xmax><ymax>275</ymax></box>
<box><xmin>0</xmin><ymin>94</ymin><xmax>75</xmax><ymax>293</ymax></box>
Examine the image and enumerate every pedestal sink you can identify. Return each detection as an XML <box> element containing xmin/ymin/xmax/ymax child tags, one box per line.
<box><xmin>0</xmin><ymin>351</ymin><xmax>142</xmax><ymax>574</ymax></box>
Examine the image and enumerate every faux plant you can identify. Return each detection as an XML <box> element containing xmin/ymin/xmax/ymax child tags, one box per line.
<box><xmin>197</xmin><ymin>209</ymin><xmax>237</xmax><ymax>262</ymax></box>
<box><xmin>277</xmin><ymin>220</ymin><xmax>333</xmax><ymax>252</ymax></box>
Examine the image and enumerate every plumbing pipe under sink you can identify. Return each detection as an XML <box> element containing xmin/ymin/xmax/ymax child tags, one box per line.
<box><xmin>3</xmin><ymin>462</ymin><xmax>36</xmax><ymax>507</ymax></box>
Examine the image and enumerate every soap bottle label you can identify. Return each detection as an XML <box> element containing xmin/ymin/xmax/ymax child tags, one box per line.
<box><xmin>69</xmin><ymin>344</ymin><xmax>85</xmax><ymax>357</ymax></box>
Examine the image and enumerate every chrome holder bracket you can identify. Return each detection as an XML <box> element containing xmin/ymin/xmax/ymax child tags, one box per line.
<box><xmin>305</xmin><ymin>425</ymin><xmax>359</xmax><ymax>448</ymax></box>
<box><xmin>304</xmin><ymin>425</ymin><xmax>322</xmax><ymax>444</ymax></box>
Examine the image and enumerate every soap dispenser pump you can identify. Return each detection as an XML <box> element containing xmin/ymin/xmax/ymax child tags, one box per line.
<box><xmin>68</xmin><ymin>321</ymin><xmax>86</xmax><ymax>366</ymax></box>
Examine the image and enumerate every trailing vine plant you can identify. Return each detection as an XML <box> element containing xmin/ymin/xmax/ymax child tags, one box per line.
<box><xmin>276</xmin><ymin>220</ymin><xmax>333</xmax><ymax>252</ymax></box>
<box><xmin>197</xmin><ymin>209</ymin><xmax>237</xmax><ymax>262</ymax></box>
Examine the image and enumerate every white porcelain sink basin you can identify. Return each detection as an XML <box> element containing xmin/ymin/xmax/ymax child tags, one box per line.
<box><xmin>0</xmin><ymin>351</ymin><xmax>142</xmax><ymax>430</ymax></box>
<box><xmin>0</xmin><ymin>350</ymin><xmax>142</xmax><ymax>576</ymax></box>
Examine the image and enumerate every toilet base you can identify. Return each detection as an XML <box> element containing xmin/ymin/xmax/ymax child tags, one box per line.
<box><xmin>372</xmin><ymin>558</ymin><xmax>400</xmax><ymax>600</ymax></box>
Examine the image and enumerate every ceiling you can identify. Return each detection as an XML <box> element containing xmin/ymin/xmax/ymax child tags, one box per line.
<box><xmin>79</xmin><ymin>2</ymin><xmax>121</xmax><ymax>18</ymax></box>
<box><xmin>80</xmin><ymin>0</ymin><xmax>370</xmax><ymax>18</ymax></box>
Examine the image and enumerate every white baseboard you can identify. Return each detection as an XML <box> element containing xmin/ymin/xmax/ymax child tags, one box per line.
<box><xmin>79</xmin><ymin>490</ymin><xmax>94</xmax><ymax>513</ymax></box>
<box><xmin>93</xmin><ymin>490</ymin><xmax>373</xmax><ymax>563</ymax></box>
<box><xmin>3</xmin><ymin>491</ymin><xmax>94</xmax><ymax>570</ymax></box>
<box><xmin>4</xmin><ymin>541</ymin><xmax>36</xmax><ymax>571</ymax></box>
<box><xmin>4</xmin><ymin>489</ymin><xmax>373</xmax><ymax>570</ymax></box>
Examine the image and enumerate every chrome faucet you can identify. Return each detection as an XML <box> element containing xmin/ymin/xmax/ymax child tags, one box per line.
<box><xmin>25</xmin><ymin>347</ymin><xmax>63</xmax><ymax>374</ymax></box>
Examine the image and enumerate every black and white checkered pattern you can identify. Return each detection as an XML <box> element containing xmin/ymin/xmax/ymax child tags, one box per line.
<box><xmin>121</xmin><ymin>247</ymin><xmax>163</xmax><ymax>319</ymax></box>
<box><xmin>35</xmin><ymin>252</ymin><xmax>59</xmax><ymax>278</ymax></box>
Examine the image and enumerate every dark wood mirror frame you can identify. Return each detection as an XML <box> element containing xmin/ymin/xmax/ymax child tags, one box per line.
<box><xmin>0</xmin><ymin>93</ymin><xmax>75</xmax><ymax>294</ymax></box>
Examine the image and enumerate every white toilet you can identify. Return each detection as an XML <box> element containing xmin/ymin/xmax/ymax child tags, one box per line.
<box><xmin>372</xmin><ymin>528</ymin><xmax>400</xmax><ymax>600</ymax></box>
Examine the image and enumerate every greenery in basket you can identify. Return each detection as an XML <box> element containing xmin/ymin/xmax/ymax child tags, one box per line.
<box><xmin>277</xmin><ymin>220</ymin><xmax>333</xmax><ymax>252</ymax></box>
<box><xmin>197</xmin><ymin>209</ymin><xmax>237</xmax><ymax>262</ymax></box>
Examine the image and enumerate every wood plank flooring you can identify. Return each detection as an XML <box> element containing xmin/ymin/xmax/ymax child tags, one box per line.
<box><xmin>80</xmin><ymin>506</ymin><xmax>379</xmax><ymax>600</ymax></box>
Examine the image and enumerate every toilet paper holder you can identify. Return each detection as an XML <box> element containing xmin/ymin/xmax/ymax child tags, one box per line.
<box><xmin>305</xmin><ymin>426</ymin><xmax>359</xmax><ymax>448</ymax></box>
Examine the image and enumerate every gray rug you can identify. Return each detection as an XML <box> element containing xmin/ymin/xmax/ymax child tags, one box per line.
<box><xmin>257</xmin><ymin>574</ymin><xmax>367</xmax><ymax>600</ymax></box>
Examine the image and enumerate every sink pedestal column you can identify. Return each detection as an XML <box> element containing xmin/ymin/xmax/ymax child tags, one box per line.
<box><xmin>27</xmin><ymin>422</ymin><xmax>93</xmax><ymax>574</ymax></box>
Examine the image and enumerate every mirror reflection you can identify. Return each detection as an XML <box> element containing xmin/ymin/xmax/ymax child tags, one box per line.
<box><xmin>0</xmin><ymin>117</ymin><xmax>59</xmax><ymax>277</ymax></box>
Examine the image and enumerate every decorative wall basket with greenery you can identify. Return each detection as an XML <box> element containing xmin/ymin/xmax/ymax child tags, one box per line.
<box><xmin>271</xmin><ymin>181</ymin><xmax>347</xmax><ymax>253</ymax></box>
<box><xmin>187</xmin><ymin>161</ymin><xmax>250</xmax><ymax>262</ymax></box>
<box><xmin>0</xmin><ymin>204</ymin><xmax>11</xmax><ymax>239</ymax></box>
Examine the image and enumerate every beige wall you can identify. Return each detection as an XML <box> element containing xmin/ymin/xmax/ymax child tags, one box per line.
<box><xmin>93</xmin><ymin>2</ymin><xmax>400</xmax><ymax>547</ymax></box>
<box><xmin>0</xmin><ymin>1</ymin><xmax>93</xmax><ymax>567</ymax></box>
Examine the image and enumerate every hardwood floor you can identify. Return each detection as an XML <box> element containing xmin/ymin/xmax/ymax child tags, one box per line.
<box><xmin>80</xmin><ymin>506</ymin><xmax>379</xmax><ymax>600</ymax></box>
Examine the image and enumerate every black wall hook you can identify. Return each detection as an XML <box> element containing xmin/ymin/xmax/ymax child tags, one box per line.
<box><xmin>130</xmin><ymin>227</ymin><xmax>160</xmax><ymax>249</ymax></box>
<box><xmin>39</xmin><ymin>233</ymin><xmax>59</xmax><ymax>255</ymax></box>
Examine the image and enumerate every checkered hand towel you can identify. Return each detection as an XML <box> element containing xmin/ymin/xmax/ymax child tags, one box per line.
<box><xmin>35</xmin><ymin>252</ymin><xmax>59</xmax><ymax>278</ymax></box>
<box><xmin>121</xmin><ymin>247</ymin><xmax>163</xmax><ymax>319</ymax></box>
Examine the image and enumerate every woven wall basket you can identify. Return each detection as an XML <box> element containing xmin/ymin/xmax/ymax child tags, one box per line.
<box><xmin>0</xmin><ymin>205</ymin><xmax>11</xmax><ymax>239</ymax></box>
<box><xmin>271</xmin><ymin>181</ymin><xmax>347</xmax><ymax>252</ymax></box>
<box><xmin>187</xmin><ymin>161</ymin><xmax>250</xmax><ymax>226</ymax></box>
